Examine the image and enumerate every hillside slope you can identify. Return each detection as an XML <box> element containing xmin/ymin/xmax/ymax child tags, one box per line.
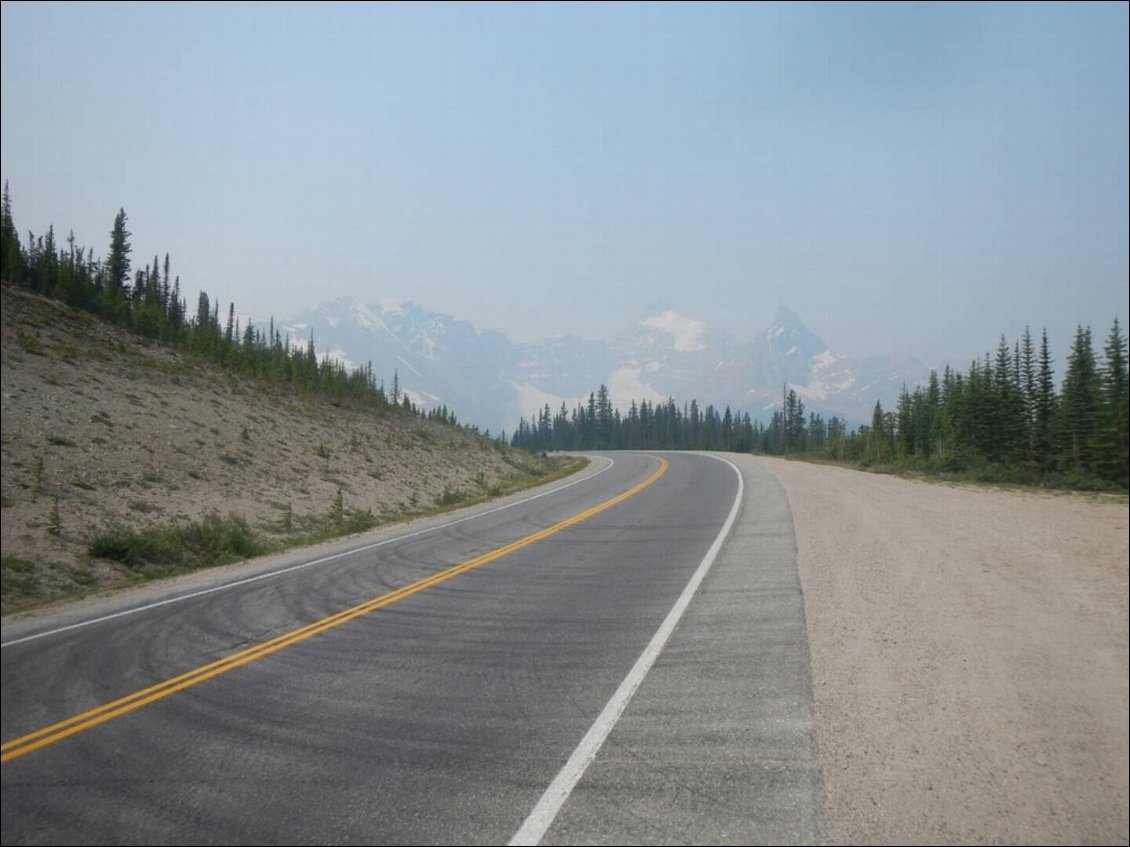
<box><xmin>0</xmin><ymin>284</ymin><xmax>567</xmax><ymax>613</ymax></box>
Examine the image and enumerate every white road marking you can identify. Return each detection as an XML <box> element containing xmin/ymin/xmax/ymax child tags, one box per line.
<box><xmin>508</xmin><ymin>453</ymin><xmax>744</xmax><ymax>846</ymax></box>
<box><xmin>1</xmin><ymin>457</ymin><xmax>614</xmax><ymax>649</ymax></box>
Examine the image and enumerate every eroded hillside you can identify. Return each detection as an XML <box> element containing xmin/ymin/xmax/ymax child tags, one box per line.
<box><xmin>1</xmin><ymin>284</ymin><xmax>569</xmax><ymax>613</ymax></box>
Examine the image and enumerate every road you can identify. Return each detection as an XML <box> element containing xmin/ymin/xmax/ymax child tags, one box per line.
<box><xmin>1</xmin><ymin>452</ymin><xmax>821</xmax><ymax>845</ymax></box>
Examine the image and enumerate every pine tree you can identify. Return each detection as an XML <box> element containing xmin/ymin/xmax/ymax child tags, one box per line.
<box><xmin>106</xmin><ymin>208</ymin><xmax>132</xmax><ymax>295</ymax></box>
<box><xmin>1059</xmin><ymin>326</ymin><xmax>1099</xmax><ymax>471</ymax></box>
<box><xmin>783</xmin><ymin>389</ymin><xmax>805</xmax><ymax>453</ymax></box>
<box><xmin>994</xmin><ymin>335</ymin><xmax>1026</xmax><ymax>464</ymax></box>
<box><xmin>1</xmin><ymin>180</ymin><xmax>23</xmax><ymax>284</ymax></box>
<box><xmin>1033</xmin><ymin>329</ymin><xmax>1057</xmax><ymax>468</ymax></box>
<box><xmin>867</xmin><ymin>400</ymin><xmax>888</xmax><ymax>462</ymax></box>
<box><xmin>1094</xmin><ymin>319</ymin><xmax>1129</xmax><ymax>485</ymax></box>
<box><xmin>595</xmin><ymin>384</ymin><xmax>614</xmax><ymax>448</ymax></box>
<box><xmin>896</xmin><ymin>386</ymin><xmax>913</xmax><ymax>459</ymax></box>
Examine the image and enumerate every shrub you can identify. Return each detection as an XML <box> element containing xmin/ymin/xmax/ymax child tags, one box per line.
<box><xmin>88</xmin><ymin>513</ymin><xmax>260</xmax><ymax>570</ymax></box>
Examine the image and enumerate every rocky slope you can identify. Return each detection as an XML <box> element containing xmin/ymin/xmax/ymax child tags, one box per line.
<box><xmin>0</xmin><ymin>285</ymin><xmax>564</xmax><ymax>613</ymax></box>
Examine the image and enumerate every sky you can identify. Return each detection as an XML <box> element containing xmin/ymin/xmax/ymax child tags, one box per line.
<box><xmin>2</xmin><ymin>2</ymin><xmax>1127</xmax><ymax>368</ymax></box>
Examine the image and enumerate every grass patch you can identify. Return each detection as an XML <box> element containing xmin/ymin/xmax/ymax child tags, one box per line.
<box><xmin>14</xmin><ymin>330</ymin><xmax>42</xmax><ymax>355</ymax></box>
<box><xmin>401</xmin><ymin>455</ymin><xmax>588</xmax><ymax>522</ymax></box>
<box><xmin>9</xmin><ymin>455</ymin><xmax>589</xmax><ymax>616</ymax></box>
<box><xmin>435</xmin><ymin>486</ymin><xmax>469</xmax><ymax>507</ymax></box>
<box><xmin>88</xmin><ymin>512</ymin><xmax>260</xmax><ymax>570</ymax></box>
<box><xmin>1</xmin><ymin>556</ymin><xmax>36</xmax><ymax>573</ymax></box>
<box><xmin>272</xmin><ymin>506</ymin><xmax>380</xmax><ymax>548</ymax></box>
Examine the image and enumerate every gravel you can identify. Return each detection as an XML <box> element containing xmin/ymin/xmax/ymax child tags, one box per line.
<box><xmin>757</xmin><ymin>456</ymin><xmax>1129</xmax><ymax>846</ymax></box>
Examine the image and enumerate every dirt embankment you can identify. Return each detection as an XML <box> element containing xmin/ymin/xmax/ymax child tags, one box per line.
<box><xmin>758</xmin><ymin>456</ymin><xmax>1129</xmax><ymax>845</ymax></box>
<box><xmin>1</xmin><ymin>285</ymin><xmax>555</xmax><ymax>612</ymax></box>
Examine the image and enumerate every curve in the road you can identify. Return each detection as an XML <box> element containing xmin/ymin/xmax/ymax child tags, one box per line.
<box><xmin>2</xmin><ymin>452</ymin><xmax>821</xmax><ymax>846</ymax></box>
<box><xmin>509</xmin><ymin>453</ymin><xmax>744</xmax><ymax>845</ymax></box>
<box><xmin>1</xmin><ymin>456</ymin><xmax>618</xmax><ymax>650</ymax></box>
<box><xmin>1</xmin><ymin>457</ymin><xmax>668</xmax><ymax>763</ymax></box>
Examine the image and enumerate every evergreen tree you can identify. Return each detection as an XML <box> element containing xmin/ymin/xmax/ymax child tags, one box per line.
<box><xmin>1033</xmin><ymin>328</ymin><xmax>1057</xmax><ymax>467</ymax></box>
<box><xmin>1020</xmin><ymin>327</ymin><xmax>1036</xmax><ymax>423</ymax></box>
<box><xmin>783</xmin><ymin>389</ymin><xmax>805</xmax><ymax>453</ymax></box>
<box><xmin>993</xmin><ymin>335</ymin><xmax>1026</xmax><ymax>463</ymax></box>
<box><xmin>1059</xmin><ymin>326</ymin><xmax>1099</xmax><ymax>471</ymax></box>
<box><xmin>106</xmin><ymin>208</ymin><xmax>132</xmax><ymax>295</ymax></box>
<box><xmin>867</xmin><ymin>400</ymin><xmax>888</xmax><ymax>462</ymax></box>
<box><xmin>1094</xmin><ymin>319</ymin><xmax>1129</xmax><ymax>485</ymax></box>
<box><xmin>1</xmin><ymin>180</ymin><xmax>22</xmax><ymax>284</ymax></box>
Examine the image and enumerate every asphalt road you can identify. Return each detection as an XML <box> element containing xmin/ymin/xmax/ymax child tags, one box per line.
<box><xmin>1</xmin><ymin>452</ymin><xmax>821</xmax><ymax>845</ymax></box>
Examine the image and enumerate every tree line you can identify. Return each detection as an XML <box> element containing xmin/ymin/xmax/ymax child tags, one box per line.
<box><xmin>1</xmin><ymin>184</ymin><xmax>461</xmax><ymax>423</ymax></box>
<box><xmin>756</xmin><ymin>324</ymin><xmax>1127</xmax><ymax>488</ymax></box>
<box><xmin>512</xmin><ymin>323</ymin><xmax>1127</xmax><ymax>490</ymax></box>
<box><xmin>511</xmin><ymin>384</ymin><xmax>757</xmax><ymax>452</ymax></box>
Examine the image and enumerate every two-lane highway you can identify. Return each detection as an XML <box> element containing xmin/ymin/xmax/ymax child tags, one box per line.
<box><xmin>1</xmin><ymin>452</ymin><xmax>821</xmax><ymax>845</ymax></box>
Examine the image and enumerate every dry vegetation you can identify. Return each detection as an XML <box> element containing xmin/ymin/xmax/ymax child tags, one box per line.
<box><xmin>1</xmin><ymin>285</ymin><xmax>573</xmax><ymax>614</ymax></box>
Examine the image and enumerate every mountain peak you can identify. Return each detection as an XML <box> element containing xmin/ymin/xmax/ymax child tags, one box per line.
<box><xmin>374</xmin><ymin>297</ymin><xmax>413</xmax><ymax>317</ymax></box>
<box><xmin>637</xmin><ymin>309</ymin><xmax>708</xmax><ymax>352</ymax></box>
<box><xmin>773</xmin><ymin>305</ymin><xmax>803</xmax><ymax>327</ymax></box>
<box><xmin>765</xmin><ymin>306</ymin><xmax>819</xmax><ymax>346</ymax></box>
<box><xmin>280</xmin><ymin>297</ymin><xmax>927</xmax><ymax>432</ymax></box>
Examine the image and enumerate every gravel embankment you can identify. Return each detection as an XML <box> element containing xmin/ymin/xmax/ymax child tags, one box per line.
<box><xmin>757</xmin><ymin>457</ymin><xmax>1128</xmax><ymax>846</ymax></box>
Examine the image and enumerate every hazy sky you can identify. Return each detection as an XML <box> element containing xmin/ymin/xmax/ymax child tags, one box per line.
<box><xmin>2</xmin><ymin>2</ymin><xmax>1127</xmax><ymax>367</ymax></box>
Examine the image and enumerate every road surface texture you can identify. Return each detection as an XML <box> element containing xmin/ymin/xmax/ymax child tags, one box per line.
<box><xmin>2</xmin><ymin>453</ymin><xmax>821</xmax><ymax>845</ymax></box>
<box><xmin>758</xmin><ymin>456</ymin><xmax>1129</xmax><ymax>846</ymax></box>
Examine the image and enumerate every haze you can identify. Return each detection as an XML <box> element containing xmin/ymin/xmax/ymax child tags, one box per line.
<box><xmin>2</xmin><ymin>2</ymin><xmax>1127</xmax><ymax>368</ymax></box>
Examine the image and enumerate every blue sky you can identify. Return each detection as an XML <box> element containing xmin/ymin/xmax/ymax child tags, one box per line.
<box><xmin>2</xmin><ymin>2</ymin><xmax>1127</xmax><ymax>366</ymax></box>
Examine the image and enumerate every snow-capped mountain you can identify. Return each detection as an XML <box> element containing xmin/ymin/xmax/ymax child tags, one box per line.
<box><xmin>279</xmin><ymin>298</ymin><xmax>514</xmax><ymax>430</ymax></box>
<box><xmin>276</xmin><ymin>299</ymin><xmax>929</xmax><ymax>435</ymax></box>
<box><xmin>739</xmin><ymin>307</ymin><xmax>929</xmax><ymax>422</ymax></box>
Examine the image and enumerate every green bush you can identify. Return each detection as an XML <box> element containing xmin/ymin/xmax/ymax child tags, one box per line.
<box><xmin>88</xmin><ymin>512</ymin><xmax>260</xmax><ymax>570</ymax></box>
<box><xmin>435</xmin><ymin>486</ymin><xmax>468</xmax><ymax>507</ymax></box>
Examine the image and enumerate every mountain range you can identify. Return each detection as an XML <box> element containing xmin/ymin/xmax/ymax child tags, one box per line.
<box><xmin>278</xmin><ymin>300</ymin><xmax>930</xmax><ymax>436</ymax></box>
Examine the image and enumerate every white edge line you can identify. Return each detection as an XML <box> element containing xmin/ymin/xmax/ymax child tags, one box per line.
<box><xmin>1</xmin><ymin>456</ymin><xmax>614</xmax><ymax>649</ymax></box>
<box><xmin>508</xmin><ymin>453</ymin><xmax>745</xmax><ymax>846</ymax></box>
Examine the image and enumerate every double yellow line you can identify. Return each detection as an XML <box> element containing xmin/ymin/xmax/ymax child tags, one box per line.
<box><xmin>1</xmin><ymin>457</ymin><xmax>668</xmax><ymax>763</ymax></box>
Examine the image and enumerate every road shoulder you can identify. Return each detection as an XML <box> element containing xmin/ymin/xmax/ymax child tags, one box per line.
<box><xmin>759</xmin><ymin>455</ymin><xmax>1129</xmax><ymax>845</ymax></box>
<box><xmin>541</xmin><ymin>452</ymin><xmax>823</xmax><ymax>845</ymax></box>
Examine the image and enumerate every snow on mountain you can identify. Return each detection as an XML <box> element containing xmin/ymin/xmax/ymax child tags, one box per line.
<box><xmin>637</xmin><ymin>310</ymin><xmax>709</xmax><ymax>352</ymax></box>
<box><xmin>276</xmin><ymin>298</ymin><xmax>928</xmax><ymax>433</ymax></box>
<box><xmin>278</xmin><ymin>297</ymin><xmax>515</xmax><ymax>433</ymax></box>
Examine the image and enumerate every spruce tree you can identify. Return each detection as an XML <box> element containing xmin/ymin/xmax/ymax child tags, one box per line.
<box><xmin>106</xmin><ymin>208</ymin><xmax>132</xmax><ymax>295</ymax></box>
<box><xmin>994</xmin><ymin>335</ymin><xmax>1026</xmax><ymax>464</ymax></box>
<box><xmin>1033</xmin><ymin>329</ymin><xmax>1057</xmax><ymax>467</ymax></box>
<box><xmin>1</xmin><ymin>180</ymin><xmax>22</xmax><ymax>283</ymax></box>
<box><xmin>1059</xmin><ymin>326</ymin><xmax>1099</xmax><ymax>471</ymax></box>
<box><xmin>1094</xmin><ymin>319</ymin><xmax>1129</xmax><ymax>485</ymax></box>
<box><xmin>868</xmin><ymin>400</ymin><xmax>888</xmax><ymax>462</ymax></box>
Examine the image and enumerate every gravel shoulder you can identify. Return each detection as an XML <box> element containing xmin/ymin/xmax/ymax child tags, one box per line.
<box><xmin>756</xmin><ymin>456</ymin><xmax>1129</xmax><ymax>846</ymax></box>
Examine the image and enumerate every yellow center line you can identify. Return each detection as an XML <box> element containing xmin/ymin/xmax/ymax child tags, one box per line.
<box><xmin>1</xmin><ymin>457</ymin><xmax>669</xmax><ymax>764</ymax></box>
